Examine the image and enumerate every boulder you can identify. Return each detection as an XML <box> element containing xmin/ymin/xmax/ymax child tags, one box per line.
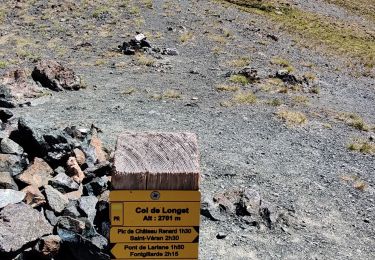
<box><xmin>64</xmin><ymin>184</ymin><xmax>83</xmax><ymax>201</ymax></box>
<box><xmin>21</xmin><ymin>185</ymin><xmax>46</xmax><ymax>207</ymax></box>
<box><xmin>44</xmin><ymin>209</ymin><xmax>59</xmax><ymax>226</ymax></box>
<box><xmin>276</xmin><ymin>69</ymin><xmax>301</xmax><ymax>85</ymax></box>
<box><xmin>0</xmin><ymin>171</ymin><xmax>18</xmax><ymax>190</ymax></box>
<box><xmin>83</xmin><ymin>176</ymin><xmax>109</xmax><ymax>196</ymax></box>
<box><xmin>34</xmin><ymin>235</ymin><xmax>61</xmax><ymax>258</ymax></box>
<box><xmin>66</xmin><ymin>157</ymin><xmax>85</xmax><ymax>183</ymax></box>
<box><xmin>0</xmin><ymin>154</ymin><xmax>28</xmax><ymax>176</ymax></box>
<box><xmin>1</xmin><ymin>138</ymin><xmax>24</xmax><ymax>155</ymax></box>
<box><xmin>44</xmin><ymin>185</ymin><xmax>69</xmax><ymax>213</ymax></box>
<box><xmin>49</xmin><ymin>172</ymin><xmax>80</xmax><ymax>193</ymax></box>
<box><xmin>62</xmin><ymin>200</ymin><xmax>81</xmax><ymax>218</ymax></box>
<box><xmin>238</xmin><ymin>67</ymin><xmax>259</xmax><ymax>82</ymax></box>
<box><xmin>0</xmin><ymin>69</ymin><xmax>45</xmax><ymax>108</ymax></box>
<box><xmin>0</xmin><ymin>109</ymin><xmax>13</xmax><ymax>122</ymax></box>
<box><xmin>0</xmin><ymin>203</ymin><xmax>53</xmax><ymax>253</ymax></box>
<box><xmin>31</xmin><ymin>59</ymin><xmax>83</xmax><ymax>91</ymax></box>
<box><xmin>56</xmin><ymin>216</ymin><xmax>109</xmax><ymax>260</ymax></box>
<box><xmin>73</xmin><ymin>148</ymin><xmax>86</xmax><ymax>165</ymax></box>
<box><xmin>78</xmin><ymin>196</ymin><xmax>98</xmax><ymax>223</ymax></box>
<box><xmin>0</xmin><ymin>189</ymin><xmax>25</xmax><ymax>208</ymax></box>
<box><xmin>14</xmin><ymin>117</ymin><xmax>76</xmax><ymax>164</ymax></box>
<box><xmin>16</xmin><ymin>157</ymin><xmax>53</xmax><ymax>187</ymax></box>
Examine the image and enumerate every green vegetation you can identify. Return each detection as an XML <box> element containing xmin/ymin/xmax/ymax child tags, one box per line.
<box><xmin>337</xmin><ymin>113</ymin><xmax>370</xmax><ymax>131</ymax></box>
<box><xmin>136</xmin><ymin>54</ymin><xmax>155</xmax><ymax>66</ymax></box>
<box><xmin>233</xmin><ymin>91</ymin><xmax>257</xmax><ymax>104</ymax></box>
<box><xmin>221</xmin><ymin>0</ymin><xmax>375</xmax><ymax>68</ymax></box>
<box><xmin>271</xmin><ymin>57</ymin><xmax>295</xmax><ymax>72</ymax></box>
<box><xmin>0</xmin><ymin>61</ymin><xmax>7</xmax><ymax>69</ymax></box>
<box><xmin>92</xmin><ymin>7</ymin><xmax>112</xmax><ymax>18</ymax></box>
<box><xmin>276</xmin><ymin>109</ymin><xmax>307</xmax><ymax>126</ymax></box>
<box><xmin>229</xmin><ymin>74</ymin><xmax>249</xmax><ymax>85</ymax></box>
<box><xmin>180</xmin><ymin>32</ymin><xmax>194</xmax><ymax>43</ymax></box>
<box><xmin>216</xmin><ymin>84</ymin><xmax>240</xmax><ymax>92</ymax></box>
<box><xmin>324</xmin><ymin>0</ymin><xmax>375</xmax><ymax>22</ymax></box>
<box><xmin>226</xmin><ymin>57</ymin><xmax>250</xmax><ymax>68</ymax></box>
<box><xmin>348</xmin><ymin>139</ymin><xmax>375</xmax><ymax>154</ymax></box>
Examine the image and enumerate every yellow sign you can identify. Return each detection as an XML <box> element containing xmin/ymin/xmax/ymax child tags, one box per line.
<box><xmin>110</xmin><ymin>227</ymin><xmax>199</xmax><ymax>243</ymax></box>
<box><xmin>111</xmin><ymin>243</ymin><xmax>199</xmax><ymax>259</ymax></box>
<box><xmin>110</xmin><ymin>190</ymin><xmax>200</xmax><ymax>259</ymax></box>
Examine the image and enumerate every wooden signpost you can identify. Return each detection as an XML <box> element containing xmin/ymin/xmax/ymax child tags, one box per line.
<box><xmin>110</xmin><ymin>132</ymin><xmax>201</xmax><ymax>259</ymax></box>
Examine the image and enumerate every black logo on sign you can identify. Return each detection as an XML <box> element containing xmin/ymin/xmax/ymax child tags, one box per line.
<box><xmin>150</xmin><ymin>191</ymin><xmax>160</xmax><ymax>200</ymax></box>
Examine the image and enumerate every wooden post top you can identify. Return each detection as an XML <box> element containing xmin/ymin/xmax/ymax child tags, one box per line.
<box><xmin>112</xmin><ymin>132</ymin><xmax>200</xmax><ymax>190</ymax></box>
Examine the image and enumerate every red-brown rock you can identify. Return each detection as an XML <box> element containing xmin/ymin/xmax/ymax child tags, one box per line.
<box><xmin>66</xmin><ymin>157</ymin><xmax>85</xmax><ymax>183</ymax></box>
<box><xmin>21</xmin><ymin>185</ymin><xmax>46</xmax><ymax>207</ymax></box>
<box><xmin>31</xmin><ymin>59</ymin><xmax>83</xmax><ymax>91</ymax></box>
<box><xmin>16</xmin><ymin>157</ymin><xmax>53</xmax><ymax>187</ymax></box>
<box><xmin>0</xmin><ymin>69</ymin><xmax>44</xmax><ymax>108</ymax></box>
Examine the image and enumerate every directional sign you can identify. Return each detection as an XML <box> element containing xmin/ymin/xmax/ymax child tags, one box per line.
<box><xmin>111</xmin><ymin>243</ymin><xmax>199</xmax><ymax>259</ymax></box>
<box><xmin>110</xmin><ymin>190</ymin><xmax>200</xmax><ymax>259</ymax></box>
<box><xmin>110</xmin><ymin>226</ymin><xmax>199</xmax><ymax>243</ymax></box>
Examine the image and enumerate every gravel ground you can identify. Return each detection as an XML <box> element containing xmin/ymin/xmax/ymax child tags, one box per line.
<box><xmin>1</xmin><ymin>0</ymin><xmax>375</xmax><ymax>259</ymax></box>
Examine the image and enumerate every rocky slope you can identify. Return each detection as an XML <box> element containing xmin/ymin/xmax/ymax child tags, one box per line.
<box><xmin>0</xmin><ymin>0</ymin><xmax>374</xmax><ymax>259</ymax></box>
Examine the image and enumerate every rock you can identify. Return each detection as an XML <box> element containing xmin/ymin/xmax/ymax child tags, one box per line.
<box><xmin>56</xmin><ymin>209</ymin><xmax>109</xmax><ymax>260</ymax></box>
<box><xmin>34</xmin><ymin>235</ymin><xmax>61</xmax><ymax>258</ymax></box>
<box><xmin>0</xmin><ymin>138</ymin><xmax>24</xmax><ymax>154</ymax></box>
<box><xmin>84</xmin><ymin>161</ymin><xmax>111</xmax><ymax>179</ymax></box>
<box><xmin>49</xmin><ymin>172</ymin><xmax>79</xmax><ymax>193</ymax></box>
<box><xmin>44</xmin><ymin>209</ymin><xmax>59</xmax><ymax>226</ymax></box>
<box><xmin>0</xmin><ymin>109</ymin><xmax>13</xmax><ymax>122</ymax></box>
<box><xmin>238</xmin><ymin>67</ymin><xmax>259</xmax><ymax>82</ymax></box>
<box><xmin>57</xmin><ymin>216</ymin><xmax>87</xmax><ymax>235</ymax></box>
<box><xmin>14</xmin><ymin>117</ymin><xmax>76</xmax><ymax>164</ymax></box>
<box><xmin>276</xmin><ymin>69</ymin><xmax>301</xmax><ymax>85</ymax></box>
<box><xmin>216</xmin><ymin>232</ymin><xmax>227</xmax><ymax>239</ymax></box>
<box><xmin>0</xmin><ymin>203</ymin><xmax>53</xmax><ymax>253</ymax></box>
<box><xmin>98</xmin><ymin>190</ymin><xmax>110</xmax><ymax>202</ymax></box>
<box><xmin>45</xmin><ymin>185</ymin><xmax>69</xmax><ymax>213</ymax></box>
<box><xmin>21</xmin><ymin>185</ymin><xmax>46</xmax><ymax>207</ymax></box>
<box><xmin>236</xmin><ymin>189</ymin><xmax>261</xmax><ymax>216</ymax></box>
<box><xmin>66</xmin><ymin>157</ymin><xmax>85</xmax><ymax>183</ymax></box>
<box><xmin>54</xmin><ymin>166</ymin><xmax>65</xmax><ymax>176</ymax></box>
<box><xmin>88</xmin><ymin>127</ymin><xmax>107</xmax><ymax>164</ymax></box>
<box><xmin>31</xmin><ymin>59</ymin><xmax>83</xmax><ymax>91</ymax></box>
<box><xmin>78</xmin><ymin>196</ymin><xmax>98</xmax><ymax>223</ymax></box>
<box><xmin>0</xmin><ymin>154</ymin><xmax>28</xmax><ymax>176</ymax></box>
<box><xmin>0</xmin><ymin>69</ymin><xmax>44</xmax><ymax>108</ymax></box>
<box><xmin>64</xmin><ymin>184</ymin><xmax>83</xmax><ymax>201</ymax></box>
<box><xmin>73</xmin><ymin>148</ymin><xmax>86</xmax><ymax>165</ymax></box>
<box><xmin>62</xmin><ymin>200</ymin><xmax>81</xmax><ymax>218</ymax></box>
<box><xmin>84</xmin><ymin>176</ymin><xmax>109</xmax><ymax>196</ymax></box>
<box><xmin>267</xmin><ymin>34</ymin><xmax>279</xmax><ymax>41</ymax></box>
<box><xmin>94</xmin><ymin>200</ymin><xmax>110</xmax><ymax>239</ymax></box>
<box><xmin>0</xmin><ymin>171</ymin><xmax>18</xmax><ymax>190</ymax></box>
<box><xmin>16</xmin><ymin>157</ymin><xmax>53</xmax><ymax>187</ymax></box>
<box><xmin>200</xmin><ymin>195</ymin><xmax>225</xmax><ymax>221</ymax></box>
<box><xmin>162</xmin><ymin>48</ymin><xmax>179</xmax><ymax>56</ymax></box>
<box><xmin>0</xmin><ymin>189</ymin><xmax>25</xmax><ymax>208</ymax></box>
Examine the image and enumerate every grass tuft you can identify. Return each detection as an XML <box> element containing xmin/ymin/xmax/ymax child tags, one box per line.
<box><xmin>216</xmin><ymin>84</ymin><xmax>240</xmax><ymax>92</ymax></box>
<box><xmin>233</xmin><ymin>91</ymin><xmax>257</xmax><ymax>104</ymax></box>
<box><xmin>276</xmin><ymin>109</ymin><xmax>307</xmax><ymax>126</ymax></box>
<box><xmin>229</xmin><ymin>74</ymin><xmax>249</xmax><ymax>85</ymax></box>
<box><xmin>348</xmin><ymin>139</ymin><xmax>375</xmax><ymax>154</ymax></box>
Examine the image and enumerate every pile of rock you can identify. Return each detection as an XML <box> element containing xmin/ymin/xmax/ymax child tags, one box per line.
<box><xmin>0</xmin><ymin>59</ymin><xmax>84</xmax><ymax>108</ymax></box>
<box><xmin>0</xmin><ymin>113</ymin><xmax>111</xmax><ymax>260</ymax></box>
<box><xmin>201</xmin><ymin>188</ymin><xmax>285</xmax><ymax>231</ymax></box>
<box><xmin>118</xmin><ymin>33</ymin><xmax>179</xmax><ymax>56</ymax></box>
